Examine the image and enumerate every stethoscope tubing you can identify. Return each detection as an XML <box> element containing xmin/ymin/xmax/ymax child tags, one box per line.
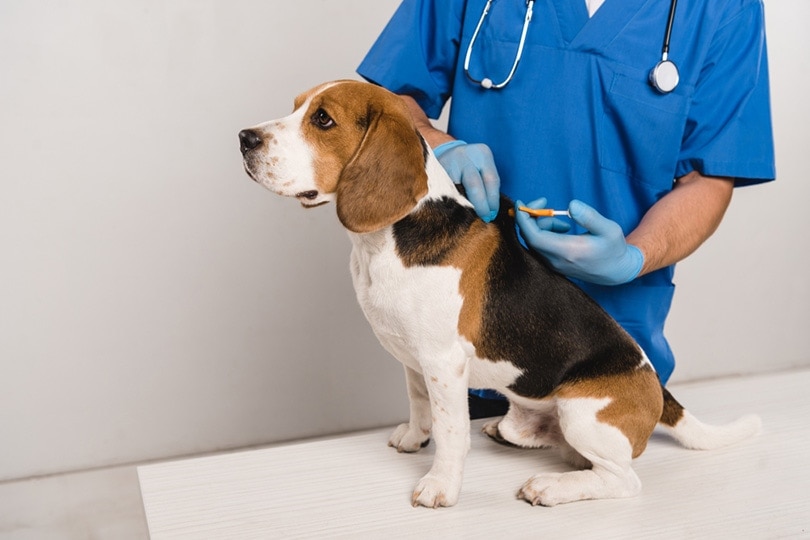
<box><xmin>662</xmin><ymin>0</ymin><xmax>678</xmax><ymax>59</ymax></box>
<box><xmin>464</xmin><ymin>0</ymin><xmax>679</xmax><ymax>94</ymax></box>
<box><xmin>464</xmin><ymin>0</ymin><xmax>534</xmax><ymax>90</ymax></box>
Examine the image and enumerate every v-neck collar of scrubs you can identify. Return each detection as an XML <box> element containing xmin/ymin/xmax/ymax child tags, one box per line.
<box><xmin>552</xmin><ymin>0</ymin><xmax>651</xmax><ymax>50</ymax></box>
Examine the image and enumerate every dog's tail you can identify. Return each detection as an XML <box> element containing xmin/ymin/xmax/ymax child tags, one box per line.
<box><xmin>658</xmin><ymin>387</ymin><xmax>761</xmax><ymax>450</ymax></box>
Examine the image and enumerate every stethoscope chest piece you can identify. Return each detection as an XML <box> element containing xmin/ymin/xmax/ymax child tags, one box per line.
<box><xmin>650</xmin><ymin>58</ymin><xmax>679</xmax><ymax>94</ymax></box>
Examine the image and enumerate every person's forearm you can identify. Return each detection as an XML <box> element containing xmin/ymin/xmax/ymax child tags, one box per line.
<box><xmin>626</xmin><ymin>171</ymin><xmax>734</xmax><ymax>276</ymax></box>
<box><xmin>399</xmin><ymin>94</ymin><xmax>455</xmax><ymax>148</ymax></box>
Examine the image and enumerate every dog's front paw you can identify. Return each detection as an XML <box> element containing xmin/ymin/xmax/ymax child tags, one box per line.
<box><xmin>411</xmin><ymin>473</ymin><xmax>461</xmax><ymax>508</ymax></box>
<box><xmin>388</xmin><ymin>423</ymin><xmax>430</xmax><ymax>453</ymax></box>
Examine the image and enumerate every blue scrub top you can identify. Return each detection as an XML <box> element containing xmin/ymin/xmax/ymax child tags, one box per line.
<box><xmin>358</xmin><ymin>0</ymin><xmax>775</xmax><ymax>384</ymax></box>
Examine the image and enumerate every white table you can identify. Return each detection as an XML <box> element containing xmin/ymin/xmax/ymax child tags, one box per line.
<box><xmin>139</xmin><ymin>370</ymin><xmax>810</xmax><ymax>539</ymax></box>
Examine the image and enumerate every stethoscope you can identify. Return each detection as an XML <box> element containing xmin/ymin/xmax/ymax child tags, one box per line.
<box><xmin>463</xmin><ymin>0</ymin><xmax>680</xmax><ymax>94</ymax></box>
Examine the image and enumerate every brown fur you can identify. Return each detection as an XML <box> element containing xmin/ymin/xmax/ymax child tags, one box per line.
<box><xmin>445</xmin><ymin>221</ymin><xmax>501</xmax><ymax>346</ymax></box>
<box><xmin>659</xmin><ymin>387</ymin><xmax>686</xmax><ymax>427</ymax></box>
<box><xmin>556</xmin><ymin>366</ymin><xmax>663</xmax><ymax>457</ymax></box>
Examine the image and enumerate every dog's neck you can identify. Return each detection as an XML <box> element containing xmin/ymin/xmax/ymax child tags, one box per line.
<box><xmin>348</xmin><ymin>151</ymin><xmax>475</xmax><ymax>254</ymax></box>
<box><xmin>423</xmin><ymin>151</ymin><xmax>473</xmax><ymax>209</ymax></box>
<box><xmin>345</xmin><ymin>150</ymin><xmax>473</xmax><ymax>246</ymax></box>
<box><xmin>346</xmin><ymin>152</ymin><xmax>482</xmax><ymax>262</ymax></box>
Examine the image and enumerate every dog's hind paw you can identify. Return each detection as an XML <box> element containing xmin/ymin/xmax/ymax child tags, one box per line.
<box><xmin>518</xmin><ymin>469</ymin><xmax>641</xmax><ymax>506</ymax></box>
<box><xmin>518</xmin><ymin>472</ymin><xmax>565</xmax><ymax>506</ymax></box>
<box><xmin>481</xmin><ymin>419</ymin><xmax>502</xmax><ymax>439</ymax></box>
<box><xmin>482</xmin><ymin>419</ymin><xmax>517</xmax><ymax>447</ymax></box>
<box><xmin>388</xmin><ymin>423</ymin><xmax>430</xmax><ymax>453</ymax></box>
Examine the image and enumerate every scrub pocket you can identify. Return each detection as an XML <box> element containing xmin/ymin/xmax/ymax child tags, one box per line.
<box><xmin>598</xmin><ymin>72</ymin><xmax>689</xmax><ymax>192</ymax></box>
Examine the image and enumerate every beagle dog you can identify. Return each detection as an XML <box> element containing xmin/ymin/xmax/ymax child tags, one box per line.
<box><xmin>239</xmin><ymin>80</ymin><xmax>760</xmax><ymax>508</ymax></box>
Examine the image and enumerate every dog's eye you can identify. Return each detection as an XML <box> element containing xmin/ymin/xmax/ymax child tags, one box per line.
<box><xmin>312</xmin><ymin>108</ymin><xmax>335</xmax><ymax>130</ymax></box>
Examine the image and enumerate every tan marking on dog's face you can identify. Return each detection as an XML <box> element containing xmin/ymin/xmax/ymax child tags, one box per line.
<box><xmin>555</xmin><ymin>366</ymin><xmax>663</xmax><ymax>458</ymax></box>
<box><xmin>330</xmin><ymin>83</ymin><xmax>428</xmax><ymax>232</ymax></box>
<box><xmin>292</xmin><ymin>81</ymin><xmax>381</xmax><ymax>197</ymax></box>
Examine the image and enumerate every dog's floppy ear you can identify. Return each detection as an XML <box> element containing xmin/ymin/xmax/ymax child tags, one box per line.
<box><xmin>336</xmin><ymin>104</ymin><xmax>429</xmax><ymax>233</ymax></box>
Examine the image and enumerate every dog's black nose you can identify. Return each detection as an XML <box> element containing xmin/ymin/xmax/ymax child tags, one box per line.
<box><xmin>239</xmin><ymin>129</ymin><xmax>262</xmax><ymax>154</ymax></box>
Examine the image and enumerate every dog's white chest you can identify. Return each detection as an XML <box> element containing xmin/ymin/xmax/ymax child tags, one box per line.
<box><xmin>349</xmin><ymin>230</ymin><xmax>466</xmax><ymax>369</ymax></box>
<box><xmin>347</xmin><ymin>228</ymin><xmax>524</xmax><ymax>391</ymax></box>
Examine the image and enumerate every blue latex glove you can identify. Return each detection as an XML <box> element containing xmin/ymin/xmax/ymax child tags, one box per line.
<box><xmin>434</xmin><ymin>140</ymin><xmax>500</xmax><ymax>222</ymax></box>
<box><xmin>515</xmin><ymin>198</ymin><xmax>644</xmax><ymax>286</ymax></box>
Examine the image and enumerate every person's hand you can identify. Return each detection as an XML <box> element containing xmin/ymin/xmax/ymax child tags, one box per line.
<box><xmin>434</xmin><ymin>140</ymin><xmax>500</xmax><ymax>222</ymax></box>
<box><xmin>514</xmin><ymin>198</ymin><xmax>644</xmax><ymax>285</ymax></box>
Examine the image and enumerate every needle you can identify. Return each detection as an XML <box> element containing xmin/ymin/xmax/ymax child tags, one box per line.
<box><xmin>508</xmin><ymin>206</ymin><xmax>570</xmax><ymax>218</ymax></box>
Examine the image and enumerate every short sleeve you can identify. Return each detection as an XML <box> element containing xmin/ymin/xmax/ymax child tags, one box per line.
<box><xmin>357</xmin><ymin>0</ymin><xmax>465</xmax><ymax>119</ymax></box>
<box><xmin>676</xmin><ymin>0</ymin><xmax>776</xmax><ymax>185</ymax></box>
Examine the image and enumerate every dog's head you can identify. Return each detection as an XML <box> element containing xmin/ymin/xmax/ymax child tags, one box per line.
<box><xmin>239</xmin><ymin>80</ymin><xmax>429</xmax><ymax>233</ymax></box>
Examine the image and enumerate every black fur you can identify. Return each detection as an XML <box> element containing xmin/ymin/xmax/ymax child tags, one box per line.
<box><xmin>393</xmin><ymin>196</ymin><xmax>478</xmax><ymax>265</ymax></box>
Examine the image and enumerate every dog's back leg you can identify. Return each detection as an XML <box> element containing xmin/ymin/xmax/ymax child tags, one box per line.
<box><xmin>518</xmin><ymin>370</ymin><xmax>661</xmax><ymax>506</ymax></box>
<box><xmin>518</xmin><ymin>397</ymin><xmax>642</xmax><ymax>506</ymax></box>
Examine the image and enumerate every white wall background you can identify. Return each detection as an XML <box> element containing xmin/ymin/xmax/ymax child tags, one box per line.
<box><xmin>0</xmin><ymin>0</ymin><xmax>807</xmax><ymax>482</ymax></box>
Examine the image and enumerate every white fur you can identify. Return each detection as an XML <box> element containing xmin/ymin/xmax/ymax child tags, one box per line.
<box><xmin>346</xmin><ymin>218</ymin><xmax>477</xmax><ymax>507</ymax></box>
<box><xmin>467</xmin><ymin>355</ymin><xmax>524</xmax><ymax>393</ymax></box>
<box><xmin>424</xmin><ymin>151</ymin><xmax>472</xmax><ymax>204</ymax></box>
<box><xmin>482</xmin><ymin>399</ymin><xmax>562</xmax><ymax>449</ymax></box>
<box><xmin>662</xmin><ymin>412</ymin><xmax>762</xmax><ymax>450</ymax></box>
<box><xmin>241</xmin><ymin>95</ymin><xmax>334</xmax><ymax>208</ymax></box>
<box><xmin>517</xmin><ymin>397</ymin><xmax>641</xmax><ymax>506</ymax></box>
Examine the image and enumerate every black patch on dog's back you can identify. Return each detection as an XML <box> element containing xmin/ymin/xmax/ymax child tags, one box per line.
<box><xmin>483</xmin><ymin>203</ymin><xmax>643</xmax><ymax>397</ymax></box>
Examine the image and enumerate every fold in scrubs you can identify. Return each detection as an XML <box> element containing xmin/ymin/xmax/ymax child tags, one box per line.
<box><xmin>358</xmin><ymin>0</ymin><xmax>775</xmax><ymax>384</ymax></box>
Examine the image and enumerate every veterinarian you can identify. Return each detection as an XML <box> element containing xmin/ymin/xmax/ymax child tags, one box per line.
<box><xmin>358</xmin><ymin>0</ymin><xmax>775</xmax><ymax>417</ymax></box>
